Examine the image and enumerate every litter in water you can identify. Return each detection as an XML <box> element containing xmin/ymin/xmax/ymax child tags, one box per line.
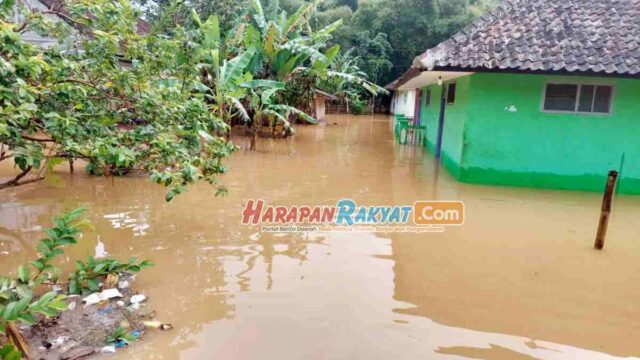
<box><xmin>95</xmin><ymin>237</ymin><xmax>108</xmax><ymax>258</ymax></box>
<box><xmin>82</xmin><ymin>288</ymin><xmax>123</xmax><ymax>306</ymax></box>
<box><xmin>100</xmin><ymin>345</ymin><xmax>116</xmax><ymax>354</ymax></box>
<box><xmin>130</xmin><ymin>294</ymin><xmax>146</xmax><ymax>304</ymax></box>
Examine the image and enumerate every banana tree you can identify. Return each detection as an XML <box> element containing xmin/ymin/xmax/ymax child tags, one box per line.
<box><xmin>192</xmin><ymin>12</ymin><xmax>257</xmax><ymax>132</ymax></box>
<box><xmin>247</xmin><ymin>0</ymin><xmax>386</xmax><ymax>116</ymax></box>
<box><xmin>245</xmin><ymin>0</ymin><xmax>342</xmax><ymax>81</ymax></box>
<box><xmin>241</xmin><ymin>79</ymin><xmax>316</xmax><ymax>150</ymax></box>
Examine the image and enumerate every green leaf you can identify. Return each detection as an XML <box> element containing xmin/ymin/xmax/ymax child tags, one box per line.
<box><xmin>239</xmin><ymin>80</ymin><xmax>285</xmax><ymax>90</ymax></box>
<box><xmin>69</xmin><ymin>280</ymin><xmax>80</xmax><ymax>295</ymax></box>
<box><xmin>251</xmin><ymin>0</ymin><xmax>266</xmax><ymax>31</ymax></box>
<box><xmin>165</xmin><ymin>186</ymin><xmax>187</xmax><ymax>202</ymax></box>
<box><xmin>31</xmin><ymin>260</ymin><xmax>44</xmax><ymax>271</ymax></box>
<box><xmin>93</xmin><ymin>262</ymin><xmax>108</xmax><ymax>274</ymax></box>
<box><xmin>17</xmin><ymin>312</ymin><xmax>36</xmax><ymax>325</ymax></box>
<box><xmin>0</xmin><ymin>344</ymin><xmax>21</xmax><ymax>360</ymax></box>
<box><xmin>17</xmin><ymin>265</ymin><xmax>30</xmax><ymax>283</ymax></box>
<box><xmin>226</xmin><ymin>96</ymin><xmax>250</xmax><ymax>123</ymax></box>
<box><xmin>35</xmin><ymin>306</ymin><xmax>59</xmax><ymax>317</ymax></box>
<box><xmin>202</xmin><ymin>15</ymin><xmax>221</xmax><ymax>49</ymax></box>
<box><xmin>222</xmin><ymin>47</ymin><xmax>257</xmax><ymax>90</ymax></box>
<box><xmin>87</xmin><ymin>279</ymin><xmax>100</xmax><ymax>292</ymax></box>
<box><xmin>47</xmin><ymin>299</ymin><xmax>68</xmax><ymax>311</ymax></box>
<box><xmin>191</xmin><ymin>8</ymin><xmax>203</xmax><ymax>27</ymax></box>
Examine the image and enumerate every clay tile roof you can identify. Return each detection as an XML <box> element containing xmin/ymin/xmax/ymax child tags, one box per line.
<box><xmin>413</xmin><ymin>0</ymin><xmax>640</xmax><ymax>76</ymax></box>
<box><xmin>38</xmin><ymin>0</ymin><xmax>150</xmax><ymax>35</ymax></box>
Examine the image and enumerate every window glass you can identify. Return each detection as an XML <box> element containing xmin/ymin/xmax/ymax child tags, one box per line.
<box><xmin>544</xmin><ymin>84</ymin><xmax>612</xmax><ymax>113</ymax></box>
<box><xmin>446</xmin><ymin>83</ymin><xmax>456</xmax><ymax>104</ymax></box>
<box><xmin>544</xmin><ymin>84</ymin><xmax>578</xmax><ymax>111</ymax></box>
<box><xmin>577</xmin><ymin>85</ymin><xmax>595</xmax><ymax>112</ymax></box>
<box><xmin>593</xmin><ymin>86</ymin><xmax>612</xmax><ymax>113</ymax></box>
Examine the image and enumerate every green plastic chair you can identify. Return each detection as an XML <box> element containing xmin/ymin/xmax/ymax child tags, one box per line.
<box><xmin>401</xmin><ymin>124</ymin><xmax>426</xmax><ymax>144</ymax></box>
<box><xmin>397</xmin><ymin>120</ymin><xmax>410</xmax><ymax>142</ymax></box>
<box><xmin>394</xmin><ymin>115</ymin><xmax>410</xmax><ymax>139</ymax></box>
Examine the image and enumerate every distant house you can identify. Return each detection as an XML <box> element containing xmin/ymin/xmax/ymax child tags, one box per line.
<box><xmin>389</xmin><ymin>0</ymin><xmax>640</xmax><ymax>193</ymax></box>
<box><xmin>389</xmin><ymin>89</ymin><xmax>417</xmax><ymax>118</ymax></box>
<box><xmin>13</xmin><ymin>0</ymin><xmax>149</xmax><ymax>48</ymax></box>
<box><xmin>314</xmin><ymin>89</ymin><xmax>338</xmax><ymax>124</ymax></box>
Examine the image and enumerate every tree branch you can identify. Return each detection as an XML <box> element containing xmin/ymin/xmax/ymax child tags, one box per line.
<box><xmin>0</xmin><ymin>166</ymin><xmax>37</xmax><ymax>189</ymax></box>
<box><xmin>54</xmin><ymin>79</ymin><xmax>127</xmax><ymax>101</ymax></box>
<box><xmin>0</xmin><ymin>144</ymin><xmax>8</xmax><ymax>161</ymax></box>
<box><xmin>15</xmin><ymin>21</ymin><xmax>29</xmax><ymax>33</ymax></box>
<box><xmin>21</xmin><ymin>134</ymin><xmax>55</xmax><ymax>143</ymax></box>
<box><xmin>40</xmin><ymin>10</ymin><xmax>89</xmax><ymax>31</ymax></box>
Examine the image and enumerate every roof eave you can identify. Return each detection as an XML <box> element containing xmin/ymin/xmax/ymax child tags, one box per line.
<box><xmin>429</xmin><ymin>65</ymin><xmax>640</xmax><ymax>79</ymax></box>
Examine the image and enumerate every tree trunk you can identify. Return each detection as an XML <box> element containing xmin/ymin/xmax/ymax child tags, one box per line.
<box><xmin>250</xmin><ymin>131</ymin><xmax>257</xmax><ymax>151</ymax></box>
<box><xmin>6</xmin><ymin>321</ymin><xmax>31</xmax><ymax>359</ymax></box>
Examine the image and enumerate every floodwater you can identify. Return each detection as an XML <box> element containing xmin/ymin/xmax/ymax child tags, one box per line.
<box><xmin>1</xmin><ymin>115</ymin><xmax>640</xmax><ymax>359</ymax></box>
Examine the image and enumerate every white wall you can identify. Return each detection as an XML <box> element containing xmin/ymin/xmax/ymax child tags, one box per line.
<box><xmin>390</xmin><ymin>89</ymin><xmax>416</xmax><ymax>117</ymax></box>
<box><xmin>13</xmin><ymin>0</ymin><xmax>80</xmax><ymax>48</ymax></box>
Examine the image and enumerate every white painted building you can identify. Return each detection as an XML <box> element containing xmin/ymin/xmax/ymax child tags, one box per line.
<box><xmin>10</xmin><ymin>0</ymin><xmax>148</xmax><ymax>49</ymax></box>
<box><xmin>10</xmin><ymin>0</ymin><xmax>70</xmax><ymax>48</ymax></box>
<box><xmin>390</xmin><ymin>89</ymin><xmax>416</xmax><ymax>117</ymax></box>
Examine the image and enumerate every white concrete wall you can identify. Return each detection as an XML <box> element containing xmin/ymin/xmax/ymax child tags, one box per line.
<box><xmin>13</xmin><ymin>0</ymin><xmax>79</xmax><ymax>48</ymax></box>
<box><xmin>390</xmin><ymin>90</ymin><xmax>416</xmax><ymax>117</ymax></box>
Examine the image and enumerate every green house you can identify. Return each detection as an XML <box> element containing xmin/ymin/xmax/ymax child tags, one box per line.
<box><xmin>389</xmin><ymin>0</ymin><xmax>640</xmax><ymax>193</ymax></box>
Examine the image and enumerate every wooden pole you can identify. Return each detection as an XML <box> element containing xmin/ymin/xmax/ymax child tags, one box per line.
<box><xmin>6</xmin><ymin>322</ymin><xmax>31</xmax><ymax>359</ymax></box>
<box><xmin>594</xmin><ymin>170</ymin><xmax>619</xmax><ymax>250</ymax></box>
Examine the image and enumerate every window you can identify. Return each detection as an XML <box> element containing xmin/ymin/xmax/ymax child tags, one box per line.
<box><xmin>446</xmin><ymin>83</ymin><xmax>456</xmax><ymax>104</ymax></box>
<box><xmin>543</xmin><ymin>83</ymin><xmax>613</xmax><ymax>114</ymax></box>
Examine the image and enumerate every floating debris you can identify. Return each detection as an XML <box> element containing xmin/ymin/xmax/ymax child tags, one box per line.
<box><xmin>130</xmin><ymin>294</ymin><xmax>146</xmax><ymax>304</ymax></box>
<box><xmin>50</xmin><ymin>336</ymin><xmax>69</xmax><ymax>348</ymax></box>
<box><xmin>94</xmin><ymin>237</ymin><xmax>108</xmax><ymax>258</ymax></box>
<box><xmin>100</xmin><ymin>345</ymin><xmax>116</xmax><ymax>354</ymax></box>
<box><xmin>143</xmin><ymin>320</ymin><xmax>173</xmax><ymax>331</ymax></box>
<box><xmin>82</xmin><ymin>288</ymin><xmax>123</xmax><ymax>306</ymax></box>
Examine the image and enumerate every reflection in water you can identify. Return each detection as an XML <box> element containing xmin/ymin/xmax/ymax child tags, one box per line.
<box><xmin>1</xmin><ymin>115</ymin><xmax>640</xmax><ymax>359</ymax></box>
<box><xmin>436</xmin><ymin>344</ymin><xmax>542</xmax><ymax>360</ymax></box>
<box><xmin>103</xmin><ymin>211</ymin><xmax>150</xmax><ymax>236</ymax></box>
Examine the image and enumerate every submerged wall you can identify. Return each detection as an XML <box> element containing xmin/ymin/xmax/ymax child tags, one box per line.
<box><xmin>420</xmin><ymin>72</ymin><xmax>640</xmax><ymax>194</ymax></box>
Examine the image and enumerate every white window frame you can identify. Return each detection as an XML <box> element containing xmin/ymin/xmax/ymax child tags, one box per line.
<box><xmin>541</xmin><ymin>82</ymin><xmax>614</xmax><ymax>115</ymax></box>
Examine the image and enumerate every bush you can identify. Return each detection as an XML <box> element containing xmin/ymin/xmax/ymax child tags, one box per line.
<box><xmin>350</xmin><ymin>100</ymin><xmax>365</xmax><ymax>115</ymax></box>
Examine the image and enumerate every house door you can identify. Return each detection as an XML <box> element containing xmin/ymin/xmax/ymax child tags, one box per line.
<box><xmin>435</xmin><ymin>84</ymin><xmax>447</xmax><ymax>159</ymax></box>
<box><xmin>413</xmin><ymin>89</ymin><xmax>422</xmax><ymax>125</ymax></box>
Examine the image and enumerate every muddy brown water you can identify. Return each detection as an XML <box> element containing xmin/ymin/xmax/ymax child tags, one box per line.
<box><xmin>1</xmin><ymin>115</ymin><xmax>640</xmax><ymax>359</ymax></box>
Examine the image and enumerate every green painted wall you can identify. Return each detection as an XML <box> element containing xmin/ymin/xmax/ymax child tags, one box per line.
<box><xmin>420</xmin><ymin>83</ymin><xmax>438</xmax><ymax>152</ymax></box>
<box><xmin>420</xmin><ymin>78</ymin><xmax>470</xmax><ymax>178</ymax></box>
<box><xmin>419</xmin><ymin>72</ymin><xmax>640</xmax><ymax>193</ymax></box>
